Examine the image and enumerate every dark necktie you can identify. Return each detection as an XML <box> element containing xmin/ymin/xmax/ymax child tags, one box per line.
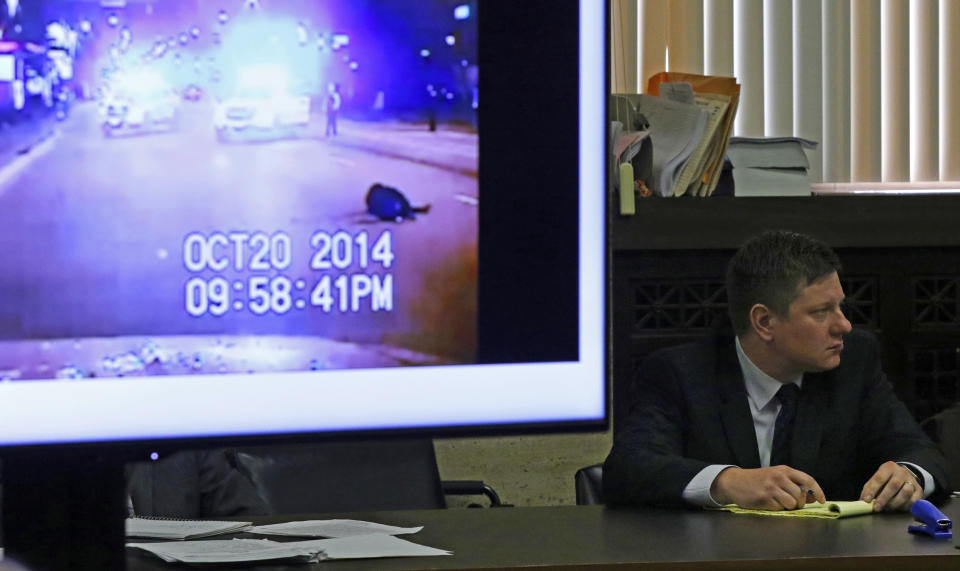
<box><xmin>770</xmin><ymin>383</ymin><xmax>801</xmax><ymax>467</ymax></box>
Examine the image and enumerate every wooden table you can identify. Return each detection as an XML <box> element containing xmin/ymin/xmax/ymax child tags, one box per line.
<box><xmin>126</xmin><ymin>500</ymin><xmax>959</xmax><ymax>569</ymax></box>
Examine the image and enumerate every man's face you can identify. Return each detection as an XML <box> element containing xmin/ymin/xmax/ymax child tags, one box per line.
<box><xmin>769</xmin><ymin>271</ymin><xmax>852</xmax><ymax>377</ymax></box>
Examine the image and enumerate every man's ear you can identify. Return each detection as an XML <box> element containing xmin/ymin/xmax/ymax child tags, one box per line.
<box><xmin>749</xmin><ymin>303</ymin><xmax>776</xmax><ymax>342</ymax></box>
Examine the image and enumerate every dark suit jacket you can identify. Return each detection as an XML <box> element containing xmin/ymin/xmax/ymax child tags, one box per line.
<box><xmin>604</xmin><ymin>327</ymin><xmax>951</xmax><ymax>507</ymax></box>
<box><xmin>127</xmin><ymin>449</ymin><xmax>270</xmax><ymax>518</ymax></box>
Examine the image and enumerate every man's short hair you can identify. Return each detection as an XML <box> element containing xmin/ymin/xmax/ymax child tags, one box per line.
<box><xmin>725</xmin><ymin>230</ymin><xmax>842</xmax><ymax>335</ymax></box>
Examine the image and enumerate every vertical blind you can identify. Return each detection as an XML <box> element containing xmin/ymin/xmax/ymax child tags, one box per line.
<box><xmin>611</xmin><ymin>0</ymin><xmax>960</xmax><ymax>186</ymax></box>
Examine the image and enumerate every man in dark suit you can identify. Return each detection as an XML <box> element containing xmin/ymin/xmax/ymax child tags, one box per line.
<box><xmin>604</xmin><ymin>230</ymin><xmax>950</xmax><ymax>511</ymax></box>
<box><xmin>127</xmin><ymin>449</ymin><xmax>269</xmax><ymax>518</ymax></box>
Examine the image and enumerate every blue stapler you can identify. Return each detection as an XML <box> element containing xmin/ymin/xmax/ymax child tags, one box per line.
<box><xmin>907</xmin><ymin>499</ymin><xmax>952</xmax><ymax>539</ymax></box>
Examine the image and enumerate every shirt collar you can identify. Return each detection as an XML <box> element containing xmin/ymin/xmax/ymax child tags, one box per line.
<box><xmin>734</xmin><ymin>336</ymin><xmax>803</xmax><ymax>410</ymax></box>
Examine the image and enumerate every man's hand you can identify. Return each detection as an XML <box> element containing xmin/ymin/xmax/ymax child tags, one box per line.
<box><xmin>711</xmin><ymin>466</ymin><xmax>826</xmax><ymax>510</ymax></box>
<box><xmin>860</xmin><ymin>461</ymin><xmax>922</xmax><ymax>511</ymax></box>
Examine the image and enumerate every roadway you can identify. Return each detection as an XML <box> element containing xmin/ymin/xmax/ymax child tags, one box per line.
<box><xmin>0</xmin><ymin>99</ymin><xmax>478</xmax><ymax>379</ymax></box>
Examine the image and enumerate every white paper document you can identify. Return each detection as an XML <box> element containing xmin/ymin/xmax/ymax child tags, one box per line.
<box><xmin>127</xmin><ymin>538</ymin><xmax>324</xmax><ymax>564</ymax></box>
<box><xmin>671</xmin><ymin>93</ymin><xmax>729</xmax><ymax>197</ymax></box>
<box><xmin>296</xmin><ymin>535</ymin><xmax>452</xmax><ymax>559</ymax></box>
<box><xmin>611</xmin><ymin>93</ymin><xmax>708</xmax><ymax>197</ymax></box>
<box><xmin>127</xmin><ymin>535</ymin><xmax>451</xmax><ymax>564</ymax></box>
<box><xmin>125</xmin><ymin>517</ymin><xmax>253</xmax><ymax>539</ymax></box>
<box><xmin>630</xmin><ymin>94</ymin><xmax>708</xmax><ymax>197</ymax></box>
<box><xmin>250</xmin><ymin>518</ymin><xmax>423</xmax><ymax>538</ymax></box>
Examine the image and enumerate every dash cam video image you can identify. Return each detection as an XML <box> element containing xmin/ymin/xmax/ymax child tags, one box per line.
<box><xmin>0</xmin><ymin>0</ymin><xmax>478</xmax><ymax>381</ymax></box>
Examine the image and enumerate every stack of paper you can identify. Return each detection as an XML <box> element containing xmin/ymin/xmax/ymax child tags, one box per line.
<box><xmin>248</xmin><ymin>518</ymin><xmax>423</xmax><ymax>538</ymax></box>
<box><xmin>125</xmin><ymin>517</ymin><xmax>452</xmax><ymax>565</ymax></box>
<box><xmin>611</xmin><ymin>93</ymin><xmax>707</xmax><ymax>197</ymax></box>
<box><xmin>125</xmin><ymin>517</ymin><xmax>252</xmax><ymax>539</ymax></box>
<box><xmin>670</xmin><ymin>91</ymin><xmax>731</xmax><ymax>197</ymax></box>
<box><xmin>128</xmin><ymin>535</ymin><xmax>451</xmax><ymax>564</ymax></box>
<box><xmin>127</xmin><ymin>538</ymin><xmax>326</xmax><ymax>565</ymax></box>
<box><xmin>727</xmin><ymin>136</ymin><xmax>818</xmax><ymax>197</ymax></box>
<box><xmin>647</xmin><ymin>72</ymin><xmax>742</xmax><ymax>197</ymax></box>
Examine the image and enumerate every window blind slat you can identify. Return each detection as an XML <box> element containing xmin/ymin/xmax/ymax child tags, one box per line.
<box><xmin>734</xmin><ymin>0</ymin><xmax>764</xmax><ymax>136</ymax></box>
<box><xmin>611</xmin><ymin>0</ymin><xmax>639</xmax><ymax>93</ymax></box>
<box><xmin>910</xmin><ymin>0</ymin><xmax>938</xmax><ymax>181</ymax></box>
<box><xmin>794</xmin><ymin>0</ymin><xmax>822</xmax><ymax>182</ymax></box>
<box><xmin>822</xmin><ymin>0</ymin><xmax>851</xmax><ymax>182</ymax></box>
<box><xmin>669</xmin><ymin>0</ymin><xmax>704</xmax><ymax>74</ymax></box>
<box><xmin>850</xmin><ymin>0</ymin><xmax>881</xmax><ymax>182</ymax></box>
<box><xmin>880</xmin><ymin>0</ymin><xmax>909</xmax><ymax>182</ymax></box>
<box><xmin>704</xmin><ymin>0</ymin><xmax>734</xmax><ymax>76</ymax></box>
<box><xmin>763</xmin><ymin>0</ymin><xmax>792</xmax><ymax>136</ymax></box>
<box><xmin>940</xmin><ymin>0</ymin><xmax>960</xmax><ymax>181</ymax></box>
<box><xmin>639</xmin><ymin>0</ymin><xmax>668</xmax><ymax>92</ymax></box>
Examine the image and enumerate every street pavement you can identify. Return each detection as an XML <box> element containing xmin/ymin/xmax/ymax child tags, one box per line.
<box><xmin>0</xmin><ymin>100</ymin><xmax>479</xmax><ymax>380</ymax></box>
<box><xmin>326</xmin><ymin>118</ymin><xmax>477</xmax><ymax>178</ymax></box>
<box><xmin>0</xmin><ymin>109</ymin><xmax>479</xmax><ymax>180</ymax></box>
<box><xmin>0</xmin><ymin>111</ymin><xmax>59</xmax><ymax>168</ymax></box>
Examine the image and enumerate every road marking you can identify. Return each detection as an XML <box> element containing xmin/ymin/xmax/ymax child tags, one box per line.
<box><xmin>330</xmin><ymin>155</ymin><xmax>355</xmax><ymax>167</ymax></box>
<box><xmin>454</xmin><ymin>194</ymin><xmax>478</xmax><ymax>205</ymax></box>
<box><xmin>0</xmin><ymin>130</ymin><xmax>59</xmax><ymax>196</ymax></box>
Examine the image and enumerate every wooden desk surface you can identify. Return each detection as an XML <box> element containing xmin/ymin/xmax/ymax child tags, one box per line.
<box><xmin>127</xmin><ymin>501</ymin><xmax>959</xmax><ymax>570</ymax></box>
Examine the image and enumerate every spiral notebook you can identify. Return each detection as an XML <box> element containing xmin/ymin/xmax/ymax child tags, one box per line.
<box><xmin>125</xmin><ymin>517</ymin><xmax>253</xmax><ymax>539</ymax></box>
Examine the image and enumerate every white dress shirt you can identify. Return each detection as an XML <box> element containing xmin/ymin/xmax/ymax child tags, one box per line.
<box><xmin>681</xmin><ymin>337</ymin><xmax>934</xmax><ymax>507</ymax></box>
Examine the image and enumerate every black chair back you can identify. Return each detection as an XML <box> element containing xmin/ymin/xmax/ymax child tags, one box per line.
<box><xmin>234</xmin><ymin>439</ymin><xmax>446</xmax><ymax>514</ymax></box>
<box><xmin>574</xmin><ymin>463</ymin><xmax>605</xmax><ymax>505</ymax></box>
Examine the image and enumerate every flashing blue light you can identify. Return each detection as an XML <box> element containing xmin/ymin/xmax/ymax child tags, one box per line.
<box><xmin>107</xmin><ymin>14</ymin><xmax>119</xmax><ymax>27</ymax></box>
<box><xmin>80</xmin><ymin>20</ymin><xmax>92</xmax><ymax>34</ymax></box>
<box><xmin>349</xmin><ymin>61</ymin><xmax>359</xmax><ymax>71</ymax></box>
<box><xmin>420</xmin><ymin>48</ymin><xmax>431</xmax><ymax>58</ymax></box>
<box><xmin>331</xmin><ymin>34</ymin><xmax>349</xmax><ymax>49</ymax></box>
<box><xmin>218</xmin><ymin>10</ymin><xmax>229</xmax><ymax>24</ymax></box>
<box><xmin>445</xmin><ymin>35</ymin><xmax>456</xmax><ymax>47</ymax></box>
<box><xmin>150</xmin><ymin>452</ymin><xmax>159</xmax><ymax>461</ymax></box>
<box><xmin>179</xmin><ymin>33</ymin><xmax>188</xmax><ymax>45</ymax></box>
<box><xmin>454</xmin><ymin>5</ymin><xmax>470</xmax><ymax>20</ymax></box>
<box><xmin>191</xmin><ymin>26</ymin><xmax>200</xmax><ymax>38</ymax></box>
<box><xmin>461</xmin><ymin>59</ymin><xmax>468</xmax><ymax>67</ymax></box>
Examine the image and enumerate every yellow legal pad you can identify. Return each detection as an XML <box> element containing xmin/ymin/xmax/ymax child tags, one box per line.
<box><xmin>712</xmin><ymin>500</ymin><xmax>876</xmax><ymax>519</ymax></box>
